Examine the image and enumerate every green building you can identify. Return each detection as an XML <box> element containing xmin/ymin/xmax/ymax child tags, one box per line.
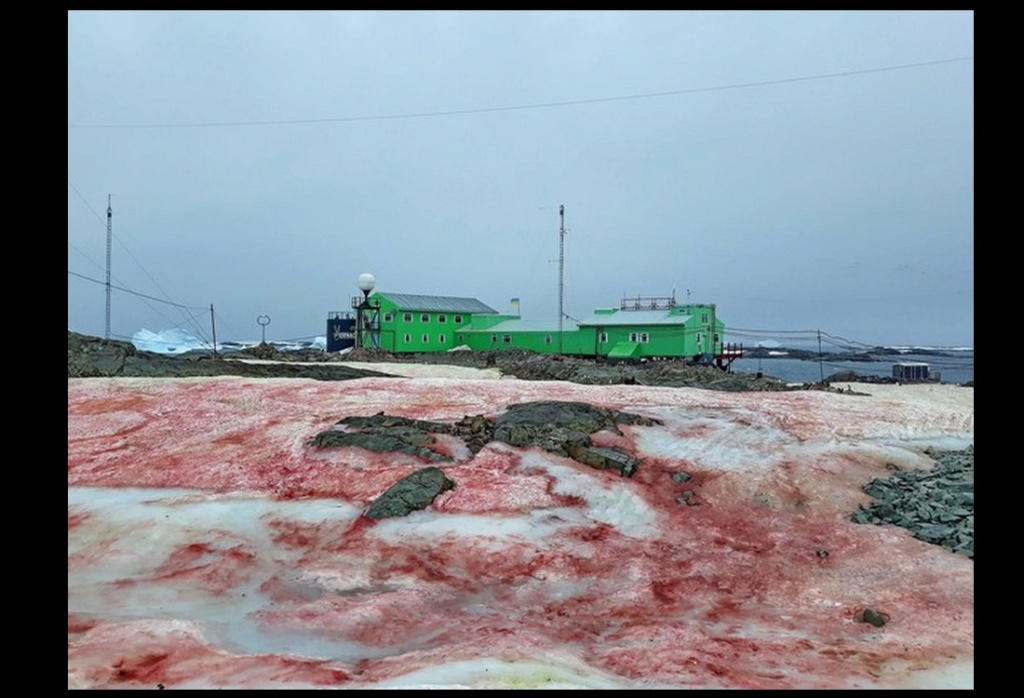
<box><xmin>453</xmin><ymin>316</ymin><xmax>594</xmax><ymax>355</ymax></box>
<box><xmin>452</xmin><ymin>302</ymin><xmax>724</xmax><ymax>360</ymax></box>
<box><xmin>575</xmin><ymin>302</ymin><xmax>725</xmax><ymax>360</ymax></box>
<box><xmin>355</xmin><ymin>292</ymin><xmax>499</xmax><ymax>353</ymax></box>
<box><xmin>352</xmin><ymin>288</ymin><xmax>734</xmax><ymax>362</ymax></box>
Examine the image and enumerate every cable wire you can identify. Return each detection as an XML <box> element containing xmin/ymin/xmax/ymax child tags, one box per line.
<box><xmin>68</xmin><ymin>57</ymin><xmax>973</xmax><ymax>130</ymax></box>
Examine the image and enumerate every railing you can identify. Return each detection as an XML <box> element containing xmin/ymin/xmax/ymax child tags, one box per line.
<box><xmin>620</xmin><ymin>295</ymin><xmax>676</xmax><ymax>311</ymax></box>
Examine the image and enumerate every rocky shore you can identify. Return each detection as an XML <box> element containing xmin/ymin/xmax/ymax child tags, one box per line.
<box><xmin>67</xmin><ymin>331</ymin><xmax>394</xmax><ymax>381</ymax></box>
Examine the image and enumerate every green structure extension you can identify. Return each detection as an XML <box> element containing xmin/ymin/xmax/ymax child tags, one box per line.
<box><xmin>351</xmin><ymin>290</ymin><xmax>736</xmax><ymax>362</ymax></box>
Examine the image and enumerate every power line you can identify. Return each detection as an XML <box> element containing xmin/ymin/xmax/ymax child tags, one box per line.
<box><xmin>70</xmin><ymin>182</ymin><xmax>182</xmax><ymax>304</ymax></box>
<box><xmin>726</xmin><ymin>326</ymin><xmax>822</xmax><ymax>336</ymax></box>
<box><xmin>67</xmin><ymin>57</ymin><xmax>972</xmax><ymax>130</ymax></box>
<box><xmin>70</xmin><ymin>182</ymin><xmax>214</xmax><ymax>339</ymax></box>
<box><xmin>68</xmin><ymin>270</ymin><xmax>207</xmax><ymax>311</ymax></box>
<box><xmin>70</xmin><ymin>269</ymin><xmax>217</xmax><ymax>346</ymax></box>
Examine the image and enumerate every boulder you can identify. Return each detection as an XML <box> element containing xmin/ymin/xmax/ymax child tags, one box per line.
<box><xmin>364</xmin><ymin>466</ymin><xmax>456</xmax><ymax>519</ymax></box>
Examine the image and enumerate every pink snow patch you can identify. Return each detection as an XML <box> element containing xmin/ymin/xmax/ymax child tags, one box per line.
<box><xmin>68</xmin><ymin>620</ymin><xmax>350</xmax><ymax>689</ymax></box>
<box><xmin>69</xmin><ymin>376</ymin><xmax>973</xmax><ymax>689</ymax></box>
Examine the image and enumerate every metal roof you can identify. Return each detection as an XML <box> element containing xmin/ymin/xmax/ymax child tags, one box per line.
<box><xmin>575</xmin><ymin>310</ymin><xmax>691</xmax><ymax>326</ymax></box>
<box><xmin>376</xmin><ymin>292</ymin><xmax>498</xmax><ymax>314</ymax></box>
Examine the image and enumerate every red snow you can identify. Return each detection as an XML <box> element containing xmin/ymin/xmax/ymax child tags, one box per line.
<box><xmin>68</xmin><ymin>376</ymin><xmax>973</xmax><ymax>689</ymax></box>
<box><xmin>67</xmin><ymin>620</ymin><xmax>350</xmax><ymax>689</ymax></box>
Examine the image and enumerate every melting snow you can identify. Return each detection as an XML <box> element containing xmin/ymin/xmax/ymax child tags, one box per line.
<box><xmin>69</xmin><ymin>369</ymin><xmax>973</xmax><ymax>689</ymax></box>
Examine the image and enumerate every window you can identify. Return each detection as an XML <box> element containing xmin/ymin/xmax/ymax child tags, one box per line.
<box><xmin>439</xmin><ymin>334</ymin><xmax>446</xmax><ymax>344</ymax></box>
<box><xmin>491</xmin><ymin>334</ymin><xmax>497</xmax><ymax>344</ymax></box>
<box><xmin>629</xmin><ymin>332</ymin><xmax>638</xmax><ymax>342</ymax></box>
<box><xmin>713</xmin><ymin>333</ymin><xmax>719</xmax><ymax>343</ymax></box>
<box><xmin>421</xmin><ymin>314</ymin><xmax>430</xmax><ymax>323</ymax></box>
<box><xmin>696</xmin><ymin>333</ymin><xmax>703</xmax><ymax>344</ymax></box>
<box><xmin>502</xmin><ymin>335</ymin><xmax>512</xmax><ymax>345</ymax></box>
<box><xmin>599</xmin><ymin>332</ymin><xmax>608</xmax><ymax>344</ymax></box>
<box><xmin>701</xmin><ymin>313</ymin><xmax>708</xmax><ymax>323</ymax></box>
<box><xmin>403</xmin><ymin>313</ymin><xmax>413</xmax><ymax>323</ymax></box>
<box><xmin>438</xmin><ymin>314</ymin><xmax>447</xmax><ymax>324</ymax></box>
<box><xmin>421</xmin><ymin>334</ymin><xmax>429</xmax><ymax>343</ymax></box>
<box><xmin>544</xmin><ymin>335</ymin><xmax>552</xmax><ymax>345</ymax></box>
<box><xmin>404</xmin><ymin>333</ymin><xmax>411</xmax><ymax>344</ymax></box>
<box><xmin>640</xmin><ymin>332</ymin><xmax>649</xmax><ymax>343</ymax></box>
<box><xmin>454</xmin><ymin>315</ymin><xmax>463</xmax><ymax>324</ymax></box>
<box><xmin>383</xmin><ymin>313</ymin><xmax>393</xmax><ymax>323</ymax></box>
<box><xmin>457</xmin><ymin>334</ymin><xmax>464</xmax><ymax>343</ymax></box>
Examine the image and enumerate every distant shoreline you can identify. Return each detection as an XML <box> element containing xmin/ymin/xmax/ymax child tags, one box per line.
<box><xmin>742</xmin><ymin>346</ymin><xmax>971</xmax><ymax>362</ymax></box>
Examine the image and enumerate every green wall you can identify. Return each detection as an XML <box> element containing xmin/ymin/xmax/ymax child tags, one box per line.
<box><xmin>351</xmin><ymin>293</ymin><xmax>727</xmax><ymax>360</ymax></box>
<box><xmin>359</xmin><ymin>294</ymin><xmax>474</xmax><ymax>353</ymax></box>
<box><xmin>454</xmin><ymin>321</ymin><xmax>595</xmax><ymax>355</ymax></box>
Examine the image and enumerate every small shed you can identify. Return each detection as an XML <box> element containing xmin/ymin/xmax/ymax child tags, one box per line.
<box><xmin>893</xmin><ymin>362</ymin><xmax>929</xmax><ymax>382</ymax></box>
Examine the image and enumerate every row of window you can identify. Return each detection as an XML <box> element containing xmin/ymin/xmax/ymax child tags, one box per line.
<box><xmin>399</xmin><ymin>330</ymin><xmax>719</xmax><ymax>346</ymax></box>
<box><xmin>385</xmin><ymin>313</ymin><xmax>464</xmax><ymax>325</ymax></box>
<box><xmin>404</xmin><ymin>333</ymin><xmax>448</xmax><ymax>344</ymax></box>
<box><xmin>400</xmin><ymin>333</ymin><xmax>553</xmax><ymax>346</ymax></box>
<box><xmin>485</xmin><ymin>334</ymin><xmax>554</xmax><ymax>345</ymax></box>
<box><xmin>594</xmin><ymin>332</ymin><xmax>717</xmax><ymax>344</ymax></box>
<box><xmin>384</xmin><ymin>312</ymin><xmax>712</xmax><ymax>331</ymax></box>
<box><xmin>598</xmin><ymin>332</ymin><xmax>650</xmax><ymax>344</ymax></box>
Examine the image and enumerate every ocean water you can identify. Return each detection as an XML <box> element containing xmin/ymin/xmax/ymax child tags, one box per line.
<box><xmin>729</xmin><ymin>350</ymin><xmax>974</xmax><ymax>385</ymax></box>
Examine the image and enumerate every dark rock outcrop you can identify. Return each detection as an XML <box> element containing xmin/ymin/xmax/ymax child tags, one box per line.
<box><xmin>851</xmin><ymin>446</ymin><xmax>974</xmax><ymax>558</ymax></box>
<box><xmin>309</xmin><ymin>413</ymin><xmax>454</xmax><ymax>462</ymax></box>
<box><xmin>491</xmin><ymin>401</ymin><xmax>658</xmax><ymax>477</ymax></box>
<box><xmin>310</xmin><ymin>401</ymin><xmax>658</xmax><ymax>478</ymax></box>
<box><xmin>68</xmin><ymin>331</ymin><xmax>394</xmax><ymax>381</ymax></box>
<box><xmin>364</xmin><ymin>466</ymin><xmax>456</xmax><ymax>519</ymax></box>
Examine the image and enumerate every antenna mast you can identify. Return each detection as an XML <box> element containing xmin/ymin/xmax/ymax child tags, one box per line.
<box><xmin>558</xmin><ymin>204</ymin><xmax>565</xmax><ymax>354</ymax></box>
<box><xmin>105</xmin><ymin>194</ymin><xmax>112</xmax><ymax>339</ymax></box>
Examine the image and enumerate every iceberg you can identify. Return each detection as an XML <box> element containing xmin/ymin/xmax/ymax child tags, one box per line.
<box><xmin>131</xmin><ymin>328</ymin><xmax>328</xmax><ymax>355</ymax></box>
<box><xmin>131</xmin><ymin>328</ymin><xmax>207</xmax><ymax>355</ymax></box>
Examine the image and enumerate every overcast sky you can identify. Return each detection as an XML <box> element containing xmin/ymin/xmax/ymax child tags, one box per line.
<box><xmin>68</xmin><ymin>10</ymin><xmax>973</xmax><ymax>349</ymax></box>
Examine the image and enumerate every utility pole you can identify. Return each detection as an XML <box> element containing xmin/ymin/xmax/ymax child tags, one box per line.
<box><xmin>818</xmin><ymin>329</ymin><xmax>824</xmax><ymax>383</ymax></box>
<box><xmin>105</xmin><ymin>195</ymin><xmax>112</xmax><ymax>339</ymax></box>
<box><xmin>210</xmin><ymin>305</ymin><xmax>218</xmax><ymax>358</ymax></box>
<box><xmin>558</xmin><ymin>204</ymin><xmax>565</xmax><ymax>354</ymax></box>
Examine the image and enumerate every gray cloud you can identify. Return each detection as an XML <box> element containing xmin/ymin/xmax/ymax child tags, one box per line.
<box><xmin>68</xmin><ymin>10</ymin><xmax>973</xmax><ymax>347</ymax></box>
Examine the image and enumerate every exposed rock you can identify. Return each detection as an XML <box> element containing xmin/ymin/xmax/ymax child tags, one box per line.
<box><xmin>851</xmin><ymin>446</ymin><xmax>974</xmax><ymax>558</ymax></box>
<box><xmin>492</xmin><ymin>401</ymin><xmax>660</xmax><ymax>477</ymax></box>
<box><xmin>309</xmin><ymin>413</ymin><xmax>454</xmax><ymax>461</ymax></box>
<box><xmin>449</xmin><ymin>414</ymin><xmax>496</xmax><ymax>455</ymax></box>
<box><xmin>309</xmin><ymin>401</ymin><xmax>658</xmax><ymax>478</ymax></box>
<box><xmin>308</xmin><ymin>430</ymin><xmax>451</xmax><ymax>462</ymax></box>
<box><xmin>566</xmin><ymin>445</ymin><xmax>642</xmax><ymax>478</ymax></box>
<box><xmin>248</xmin><ymin>342</ymin><xmax>277</xmax><ymax>360</ymax></box>
<box><xmin>336</xmin><ymin>413</ymin><xmax>453</xmax><ymax>434</ymax></box>
<box><xmin>68</xmin><ymin>331</ymin><xmax>394</xmax><ymax>381</ymax></box>
<box><xmin>494</xmin><ymin>401</ymin><xmax>658</xmax><ymax>447</ymax></box>
<box><xmin>856</xmin><ymin>608</ymin><xmax>889</xmax><ymax>627</ymax></box>
<box><xmin>363</xmin><ymin>466</ymin><xmax>456</xmax><ymax>519</ymax></box>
